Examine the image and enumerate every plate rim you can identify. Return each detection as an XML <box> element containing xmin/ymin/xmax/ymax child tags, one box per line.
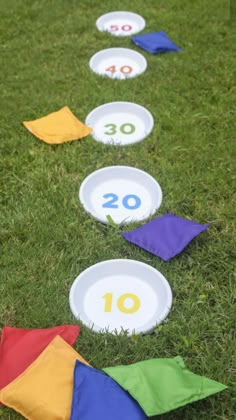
<box><xmin>69</xmin><ymin>258</ymin><xmax>173</xmax><ymax>335</ymax></box>
<box><xmin>79</xmin><ymin>165</ymin><xmax>163</xmax><ymax>224</ymax></box>
<box><xmin>85</xmin><ymin>100</ymin><xmax>154</xmax><ymax>146</ymax></box>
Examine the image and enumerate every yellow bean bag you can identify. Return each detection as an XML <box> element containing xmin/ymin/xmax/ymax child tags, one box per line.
<box><xmin>0</xmin><ymin>335</ymin><xmax>90</xmax><ymax>419</ymax></box>
<box><xmin>23</xmin><ymin>106</ymin><xmax>92</xmax><ymax>144</ymax></box>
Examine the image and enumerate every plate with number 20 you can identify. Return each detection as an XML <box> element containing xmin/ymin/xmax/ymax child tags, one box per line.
<box><xmin>79</xmin><ymin>166</ymin><xmax>162</xmax><ymax>225</ymax></box>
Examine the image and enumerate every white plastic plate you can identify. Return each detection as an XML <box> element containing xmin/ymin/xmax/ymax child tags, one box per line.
<box><xmin>85</xmin><ymin>102</ymin><xmax>154</xmax><ymax>146</ymax></box>
<box><xmin>96</xmin><ymin>11</ymin><xmax>146</xmax><ymax>36</ymax></box>
<box><xmin>89</xmin><ymin>48</ymin><xmax>147</xmax><ymax>79</ymax></box>
<box><xmin>69</xmin><ymin>259</ymin><xmax>172</xmax><ymax>335</ymax></box>
<box><xmin>79</xmin><ymin>166</ymin><xmax>162</xmax><ymax>225</ymax></box>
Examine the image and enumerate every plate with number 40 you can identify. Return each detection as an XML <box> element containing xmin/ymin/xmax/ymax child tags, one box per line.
<box><xmin>79</xmin><ymin>165</ymin><xmax>162</xmax><ymax>225</ymax></box>
<box><xmin>89</xmin><ymin>48</ymin><xmax>147</xmax><ymax>79</ymax></box>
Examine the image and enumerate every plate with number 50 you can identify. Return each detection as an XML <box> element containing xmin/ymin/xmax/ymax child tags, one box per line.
<box><xmin>96</xmin><ymin>11</ymin><xmax>146</xmax><ymax>37</ymax></box>
<box><xmin>86</xmin><ymin>101</ymin><xmax>154</xmax><ymax>146</ymax></box>
<box><xmin>79</xmin><ymin>166</ymin><xmax>162</xmax><ymax>225</ymax></box>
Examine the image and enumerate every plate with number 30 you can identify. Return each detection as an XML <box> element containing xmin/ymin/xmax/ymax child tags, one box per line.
<box><xmin>86</xmin><ymin>102</ymin><xmax>154</xmax><ymax>146</ymax></box>
<box><xmin>79</xmin><ymin>166</ymin><xmax>162</xmax><ymax>225</ymax></box>
<box><xmin>69</xmin><ymin>259</ymin><xmax>172</xmax><ymax>335</ymax></box>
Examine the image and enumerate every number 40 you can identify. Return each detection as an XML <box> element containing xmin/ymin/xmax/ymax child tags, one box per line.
<box><xmin>105</xmin><ymin>65</ymin><xmax>133</xmax><ymax>74</ymax></box>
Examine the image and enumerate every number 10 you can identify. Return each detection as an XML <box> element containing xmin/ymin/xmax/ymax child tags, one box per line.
<box><xmin>103</xmin><ymin>293</ymin><xmax>140</xmax><ymax>314</ymax></box>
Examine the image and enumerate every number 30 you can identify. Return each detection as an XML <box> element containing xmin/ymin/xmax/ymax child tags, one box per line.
<box><xmin>104</xmin><ymin>123</ymin><xmax>135</xmax><ymax>135</ymax></box>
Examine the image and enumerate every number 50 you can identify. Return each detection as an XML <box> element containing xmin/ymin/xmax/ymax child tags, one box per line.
<box><xmin>110</xmin><ymin>24</ymin><xmax>132</xmax><ymax>32</ymax></box>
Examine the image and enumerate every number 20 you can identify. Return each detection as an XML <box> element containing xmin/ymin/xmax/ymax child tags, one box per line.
<box><xmin>102</xmin><ymin>193</ymin><xmax>141</xmax><ymax>210</ymax></box>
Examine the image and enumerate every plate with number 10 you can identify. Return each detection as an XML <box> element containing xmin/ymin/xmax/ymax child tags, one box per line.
<box><xmin>69</xmin><ymin>259</ymin><xmax>172</xmax><ymax>335</ymax></box>
<box><xmin>96</xmin><ymin>11</ymin><xmax>146</xmax><ymax>37</ymax></box>
<box><xmin>86</xmin><ymin>102</ymin><xmax>154</xmax><ymax>146</ymax></box>
<box><xmin>79</xmin><ymin>166</ymin><xmax>162</xmax><ymax>225</ymax></box>
<box><xmin>89</xmin><ymin>48</ymin><xmax>147</xmax><ymax>79</ymax></box>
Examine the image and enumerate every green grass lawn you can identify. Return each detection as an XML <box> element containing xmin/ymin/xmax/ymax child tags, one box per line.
<box><xmin>1</xmin><ymin>0</ymin><xmax>236</xmax><ymax>418</ymax></box>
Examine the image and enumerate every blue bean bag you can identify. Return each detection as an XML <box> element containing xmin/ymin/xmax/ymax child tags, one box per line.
<box><xmin>132</xmin><ymin>31</ymin><xmax>181</xmax><ymax>54</ymax></box>
<box><xmin>70</xmin><ymin>360</ymin><xmax>147</xmax><ymax>420</ymax></box>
